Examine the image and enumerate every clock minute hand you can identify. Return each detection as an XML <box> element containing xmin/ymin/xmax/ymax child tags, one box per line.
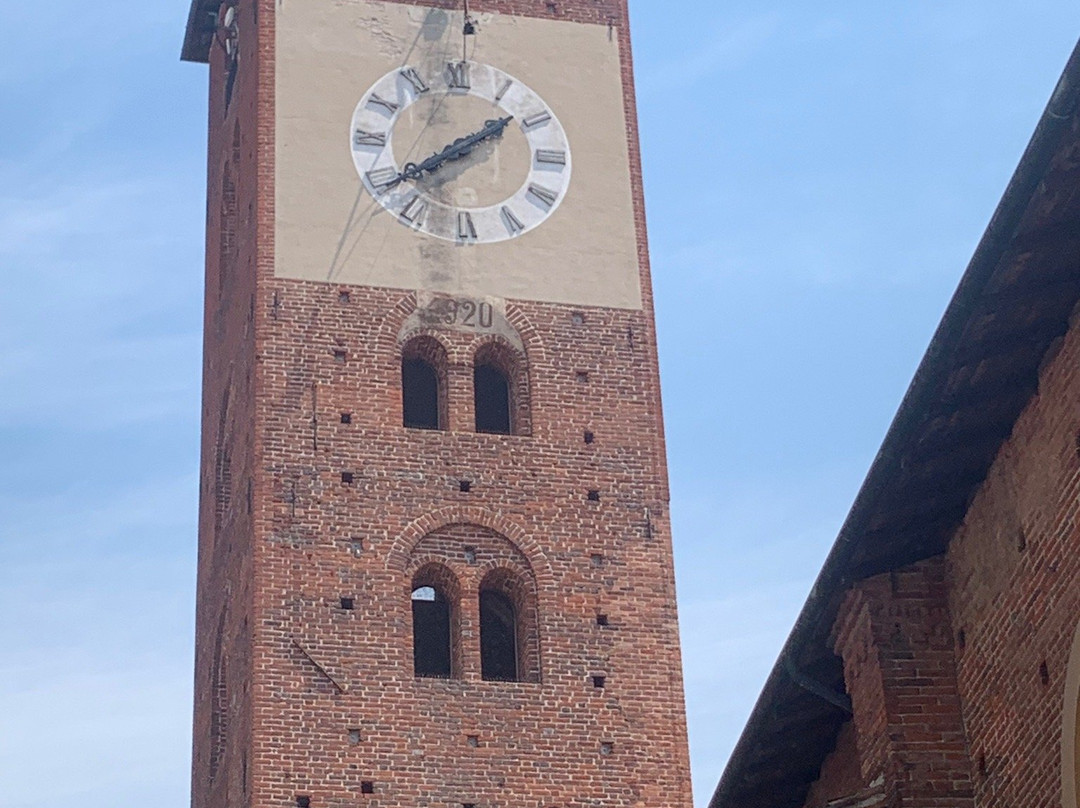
<box><xmin>399</xmin><ymin>115</ymin><xmax>514</xmax><ymax>184</ymax></box>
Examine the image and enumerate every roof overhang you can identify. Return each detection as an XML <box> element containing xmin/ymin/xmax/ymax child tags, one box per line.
<box><xmin>711</xmin><ymin>35</ymin><xmax>1080</xmax><ymax>808</ymax></box>
<box><xmin>181</xmin><ymin>0</ymin><xmax>219</xmax><ymax>63</ymax></box>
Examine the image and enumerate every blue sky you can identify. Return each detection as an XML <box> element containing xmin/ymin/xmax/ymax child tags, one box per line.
<box><xmin>0</xmin><ymin>2</ymin><xmax>1076</xmax><ymax>807</ymax></box>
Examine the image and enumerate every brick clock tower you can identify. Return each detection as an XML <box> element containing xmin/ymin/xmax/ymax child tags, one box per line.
<box><xmin>181</xmin><ymin>1</ymin><xmax>693</xmax><ymax>807</ymax></box>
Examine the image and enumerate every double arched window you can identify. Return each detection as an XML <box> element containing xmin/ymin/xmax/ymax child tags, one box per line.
<box><xmin>410</xmin><ymin>564</ymin><xmax>538</xmax><ymax>683</ymax></box>
<box><xmin>400</xmin><ymin>336</ymin><xmax>528</xmax><ymax>436</ymax></box>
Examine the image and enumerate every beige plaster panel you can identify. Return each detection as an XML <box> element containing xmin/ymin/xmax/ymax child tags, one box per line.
<box><xmin>275</xmin><ymin>0</ymin><xmax>643</xmax><ymax>310</ymax></box>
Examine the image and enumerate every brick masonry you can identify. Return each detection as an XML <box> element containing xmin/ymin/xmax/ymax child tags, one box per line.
<box><xmin>800</xmin><ymin>309</ymin><xmax>1080</xmax><ymax>806</ymax></box>
<box><xmin>189</xmin><ymin>2</ymin><xmax>694</xmax><ymax>808</ymax></box>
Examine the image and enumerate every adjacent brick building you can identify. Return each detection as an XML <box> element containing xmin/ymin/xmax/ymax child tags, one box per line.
<box><xmin>181</xmin><ymin>2</ymin><xmax>694</xmax><ymax>808</ymax></box>
<box><xmin>711</xmin><ymin>38</ymin><xmax>1080</xmax><ymax>808</ymax></box>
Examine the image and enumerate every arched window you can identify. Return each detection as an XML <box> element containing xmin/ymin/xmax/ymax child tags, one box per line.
<box><xmin>410</xmin><ymin>564</ymin><xmax>460</xmax><ymax>678</ymax></box>
<box><xmin>474</xmin><ymin>363</ymin><xmax>511</xmax><ymax>434</ymax></box>
<box><xmin>401</xmin><ymin>336</ymin><xmax>448</xmax><ymax>431</ymax></box>
<box><xmin>412</xmin><ymin>586</ymin><xmax>451</xmax><ymax>677</ymax></box>
<box><xmin>480</xmin><ymin>589</ymin><xmax>518</xmax><ymax>681</ymax></box>
<box><xmin>473</xmin><ymin>341</ymin><xmax>528</xmax><ymax>436</ymax></box>
<box><xmin>478</xmin><ymin>567</ymin><xmax>540</xmax><ymax>683</ymax></box>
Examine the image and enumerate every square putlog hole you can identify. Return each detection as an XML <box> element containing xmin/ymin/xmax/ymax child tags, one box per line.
<box><xmin>587</xmin><ymin>490</ymin><xmax>600</xmax><ymax>502</ymax></box>
<box><xmin>348</xmin><ymin>729</ymin><xmax>362</xmax><ymax>745</ymax></box>
<box><xmin>361</xmin><ymin>781</ymin><xmax>375</xmax><ymax>795</ymax></box>
<box><xmin>296</xmin><ymin>798</ymin><xmax>311</xmax><ymax>808</ymax></box>
<box><xmin>341</xmin><ymin>412</ymin><xmax>353</xmax><ymax>424</ymax></box>
<box><xmin>341</xmin><ymin>472</ymin><xmax>355</xmax><ymax>485</ymax></box>
<box><xmin>600</xmin><ymin>742</ymin><xmax>614</xmax><ymax>756</ymax></box>
<box><xmin>333</xmin><ymin>349</ymin><xmax>347</xmax><ymax>363</ymax></box>
<box><xmin>340</xmin><ymin>597</ymin><xmax>355</xmax><ymax>611</ymax></box>
<box><xmin>459</xmin><ymin>480</ymin><xmax>472</xmax><ymax>493</ymax></box>
<box><xmin>584</xmin><ymin>430</ymin><xmax>595</xmax><ymax>444</ymax></box>
<box><xmin>593</xmin><ymin>675</ymin><xmax>606</xmax><ymax>689</ymax></box>
<box><xmin>596</xmin><ymin>614</ymin><xmax>609</xmax><ymax>627</ymax></box>
<box><xmin>338</xmin><ymin>290</ymin><xmax>351</xmax><ymax>303</ymax></box>
<box><xmin>467</xmin><ymin>735</ymin><xmax>480</xmax><ymax>747</ymax></box>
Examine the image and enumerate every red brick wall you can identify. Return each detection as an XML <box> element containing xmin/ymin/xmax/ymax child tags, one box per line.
<box><xmin>799</xmin><ymin>311</ymin><xmax>1080</xmax><ymax>808</ymax></box>
<box><xmin>802</xmin><ymin>722</ymin><xmax>867</xmax><ymax>808</ymax></box>
<box><xmin>946</xmin><ymin>310</ymin><xmax>1080</xmax><ymax>804</ymax></box>
<box><xmin>190</xmin><ymin>1</ymin><xmax>694</xmax><ymax>807</ymax></box>
<box><xmin>190</xmin><ymin>0</ymin><xmax>261</xmax><ymax>805</ymax></box>
<box><xmin>832</xmin><ymin>558</ymin><xmax>974</xmax><ymax>808</ymax></box>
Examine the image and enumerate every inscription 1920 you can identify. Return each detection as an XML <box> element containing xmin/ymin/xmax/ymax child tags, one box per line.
<box><xmin>419</xmin><ymin>296</ymin><xmax>496</xmax><ymax>330</ymax></box>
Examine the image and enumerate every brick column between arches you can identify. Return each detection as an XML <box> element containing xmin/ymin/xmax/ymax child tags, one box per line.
<box><xmin>831</xmin><ymin>556</ymin><xmax>975</xmax><ymax>808</ymax></box>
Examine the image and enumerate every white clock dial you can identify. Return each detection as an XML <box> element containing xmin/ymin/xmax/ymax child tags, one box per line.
<box><xmin>350</xmin><ymin>61</ymin><xmax>572</xmax><ymax>244</ymax></box>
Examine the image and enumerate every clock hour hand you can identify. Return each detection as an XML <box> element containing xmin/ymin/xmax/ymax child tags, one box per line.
<box><xmin>396</xmin><ymin>115</ymin><xmax>514</xmax><ymax>185</ymax></box>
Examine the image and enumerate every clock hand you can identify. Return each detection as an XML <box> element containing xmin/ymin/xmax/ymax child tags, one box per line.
<box><xmin>396</xmin><ymin>115</ymin><xmax>514</xmax><ymax>185</ymax></box>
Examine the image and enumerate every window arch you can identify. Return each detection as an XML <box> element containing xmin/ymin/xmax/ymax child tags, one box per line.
<box><xmin>401</xmin><ymin>336</ymin><xmax>448</xmax><ymax>431</ymax></box>
<box><xmin>473</xmin><ymin>340</ymin><xmax>529</xmax><ymax>436</ymax></box>
<box><xmin>478</xmin><ymin>567</ymin><xmax>540</xmax><ymax>683</ymax></box>
<box><xmin>410</xmin><ymin>563</ymin><xmax>461</xmax><ymax>679</ymax></box>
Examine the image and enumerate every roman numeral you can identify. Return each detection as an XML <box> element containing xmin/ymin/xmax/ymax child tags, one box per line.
<box><xmin>522</xmin><ymin>110</ymin><xmax>552</xmax><ymax>129</ymax></box>
<box><xmin>367</xmin><ymin>93</ymin><xmax>399</xmax><ymax>114</ymax></box>
<box><xmin>502</xmin><ymin>206</ymin><xmax>525</xmax><ymax>235</ymax></box>
<box><xmin>400</xmin><ymin>195</ymin><xmax>428</xmax><ymax>225</ymax></box>
<box><xmin>365</xmin><ymin>166</ymin><xmax>399</xmax><ymax>191</ymax></box>
<box><xmin>527</xmin><ymin>184</ymin><xmax>559</xmax><ymax>208</ymax></box>
<box><xmin>353</xmin><ymin>128</ymin><xmax>387</xmax><ymax>147</ymax></box>
<box><xmin>535</xmin><ymin>149</ymin><xmax>567</xmax><ymax>165</ymax></box>
<box><xmin>446</xmin><ymin>61</ymin><xmax>470</xmax><ymax>90</ymax></box>
<box><xmin>495</xmin><ymin>79</ymin><xmax>514</xmax><ymax>102</ymax></box>
<box><xmin>457</xmin><ymin>211</ymin><xmax>477</xmax><ymax>240</ymax></box>
<box><xmin>399</xmin><ymin>67</ymin><xmax>429</xmax><ymax>95</ymax></box>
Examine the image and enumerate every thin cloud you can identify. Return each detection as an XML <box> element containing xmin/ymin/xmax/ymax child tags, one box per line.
<box><xmin>640</xmin><ymin>13</ymin><xmax>784</xmax><ymax>92</ymax></box>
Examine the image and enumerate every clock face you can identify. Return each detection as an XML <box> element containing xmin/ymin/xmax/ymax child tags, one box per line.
<box><xmin>350</xmin><ymin>61</ymin><xmax>572</xmax><ymax>244</ymax></box>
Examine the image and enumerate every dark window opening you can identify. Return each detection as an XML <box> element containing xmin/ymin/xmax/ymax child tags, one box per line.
<box><xmin>403</xmin><ymin>358</ymin><xmax>440</xmax><ymax>430</ymax></box>
<box><xmin>225</xmin><ymin>59</ymin><xmax>239</xmax><ymax>112</ymax></box>
<box><xmin>480</xmin><ymin>589</ymin><xmax>518</xmax><ymax>681</ymax></box>
<box><xmin>412</xmin><ymin>586</ymin><xmax>452</xmax><ymax>678</ymax></box>
<box><xmin>474</xmin><ymin>363</ymin><xmax>511</xmax><ymax>434</ymax></box>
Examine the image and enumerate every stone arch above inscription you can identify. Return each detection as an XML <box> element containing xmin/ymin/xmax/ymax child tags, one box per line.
<box><xmin>397</xmin><ymin>291</ymin><xmax>526</xmax><ymax>357</ymax></box>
